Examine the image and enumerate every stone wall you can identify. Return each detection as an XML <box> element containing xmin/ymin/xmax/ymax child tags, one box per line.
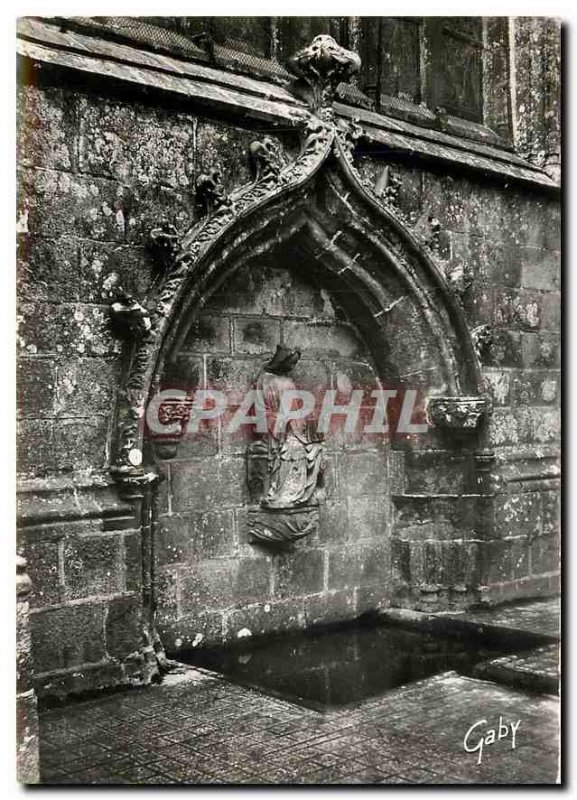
<box><xmin>355</xmin><ymin>156</ymin><xmax>560</xmax><ymax>609</ymax></box>
<box><xmin>17</xmin><ymin>57</ymin><xmax>560</xmax><ymax>694</ymax></box>
<box><xmin>153</xmin><ymin>259</ymin><xmax>390</xmax><ymax>651</ymax></box>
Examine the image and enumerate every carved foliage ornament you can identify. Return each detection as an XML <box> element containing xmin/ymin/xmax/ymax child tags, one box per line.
<box><xmin>427</xmin><ymin>396</ymin><xmax>488</xmax><ymax>430</ymax></box>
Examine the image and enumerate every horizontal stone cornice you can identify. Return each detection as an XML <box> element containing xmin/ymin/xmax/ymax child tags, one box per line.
<box><xmin>17</xmin><ymin>18</ymin><xmax>559</xmax><ymax>192</ymax></box>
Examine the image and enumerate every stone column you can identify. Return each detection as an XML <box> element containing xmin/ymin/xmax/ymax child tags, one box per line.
<box><xmin>16</xmin><ymin>555</ymin><xmax>40</xmax><ymax>784</ymax></box>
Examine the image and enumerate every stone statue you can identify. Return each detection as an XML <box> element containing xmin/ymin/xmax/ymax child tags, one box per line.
<box><xmin>247</xmin><ymin>345</ymin><xmax>325</xmax><ymax>544</ymax></box>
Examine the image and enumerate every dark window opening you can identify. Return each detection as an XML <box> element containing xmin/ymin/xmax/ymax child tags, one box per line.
<box><xmin>425</xmin><ymin>18</ymin><xmax>484</xmax><ymax>122</ymax></box>
<box><xmin>40</xmin><ymin>16</ymin><xmax>509</xmax><ymax>141</ymax></box>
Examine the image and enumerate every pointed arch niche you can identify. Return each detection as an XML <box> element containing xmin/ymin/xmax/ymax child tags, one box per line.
<box><xmin>111</xmin><ymin>118</ymin><xmax>493</xmax><ymax>651</ymax></box>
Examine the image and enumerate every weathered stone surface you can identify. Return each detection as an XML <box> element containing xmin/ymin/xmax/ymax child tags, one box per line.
<box><xmin>274</xmin><ymin>548</ymin><xmax>325</xmax><ymax>598</ymax></box>
<box><xmin>156</xmin><ymin>511</ymin><xmax>236</xmax><ymax>564</ymax></box>
<box><xmin>304</xmin><ymin>588</ymin><xmax>357</xmax><ymax>627</ymax></box>
<box><xmin>54</xmin><ymin>358</ymin><xmax>119</xmax><ymax>416</ymax></box>
<box><xmin>17</xmin><ymin>84</ymin><xmax>75</xmax><ymax>172</ymax></box>
<box><xmin>18</xmin><ymin>301</ymin><xmax>118</xmax><ymax>357</ymax></box>
<box><xmin>77</xmin><ymin>96</ymin><xmax>195</xmax><ymax>188</ymax></box>
<box><xmin>105</xmin><ymin>595</ymin><xmax>143</xmax><ymax>660</ymax></box>
<box><xmin>170</xmin><ymin>458</ymin><xmax>248</xmax><ymax>512</ymax></box>
<box><xmin>482</xmin><ymin>330</ymin><xmax>522</xmax><ymax>368</ymax></box>
<box><xmin>337</xmin><ymin>451</ymin><xmax>388</xmax><ymax>497</ymax></box>
<box><xmin>233</xmin><ymin>317</ymin><xmax>281</xmax><ymax>355</ymax></box>
<box><xmin>493</xmin><ymin>289</ymin><xmax>541</xmax><ymax>330</ymax></box>
<box><xmin>494</xmin><ymin>493</ymin><xmax>541</xmax><ymax>539</ymax></box>
<box><xmin>195</xmin><ymin>122</ymin><xmax>283</xmax><ymax>196</ymax></box>
<box><xmin>283</xmin><ymin>320</ymin><xmax>363</xmax><ymax>358</ymax></box>
<box><xmin>17</xmin><ymin>235</ymin><xmax>80</xmax><ymax>303</ymax></box>
<box><xmin>521</xmin><ymin>332</ymin><xmax>560</xmax><ymax>368</ymax></box>
<box><xmin>52</xmin><ymin>416</ymin><xmax>110</xmax><ymax>474</ymax></box>
<box><xmin>317</xmin><ymin>501</ymin><xmax>348</xmax><ymax>543</ymax></box>
<box><xmin>347</xmin><ymin>494</ymin><xmax>389</xmax><ymax>541</ymax></box>
<box><xmin>521</xmin><ymin>248</ymin><xmax>560</xmax><ymax>290</ymax></box>
<box><xmin>158</xmin><ymin>609</ymin><xmax>225</xmax><ymax>651</ymax></box>
<box><xmin>78</xmin><ymin>241</ymin><xmax>152</xmax><ymax>303</ymax></box>
<box><xmin>30</xmin><ymin>603</ymin><xmax>106</xmax><ymax>673</ymax></box>
<box><xmin>181</xmin><ymin>315</ymin><xmax>231</xmax><ymax>354</ymax></box>
<box><xmin>17</xmin><ymin>358</ymin><xmax>56</xmax><ymax>418</ymax></box>
<box><xmin>226</xmin><ymin>598</ymin><xmax>305</xmax><ymax>640</ymax></box>
<box><xmin>540</xmin><ymin>292</ymin><xmax>561</xmax><ymax>331</ymax></box>
<box><xmin>510</xmin><ymin>371</ymin><xmax>559</xmax><ymax>406</ymax></box>
<box><xmin>179</xmin><ymin>557</ymin><xmax>270</xmax><ymax>611</ymax></box>
<box><xmin>26</xmin><ymin>542</ymin><xmax>61</xmax><ymax>608</ymax></box>
<box><xmin>482</xmin><ymin>369</ymin><xmax>509</xmax><ymax>406</ymax></box>
<box><xmin>17</xmin><ymin>420</ymin><xmax>54</xmax><ymax>476</ymax></box>
<box><xmin>63</xmin><ymin>533</ymin><xmax>122</xmax><ymax>599</ymax></box>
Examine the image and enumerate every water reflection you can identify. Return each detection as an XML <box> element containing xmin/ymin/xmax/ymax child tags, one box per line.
<box><xmin>180</xmin><ymin>622</ymin><xmax>519</xmax><ymax>709</ymax></box>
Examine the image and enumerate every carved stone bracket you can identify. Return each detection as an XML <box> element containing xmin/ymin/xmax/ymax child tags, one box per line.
<box><xmin>288</xmin><ymin>34</ymin><xmax>361</xmax><ymax>117</ymax></box>
<box><xmin>249</xmin><ymin>506</ymin><xmax>320</xmax><ymax>546</ymax></box>
<box><xmin>427</xmin><ymin>396</ymin><xmax>489</xmax><ymax>431</ymax></box>
<box><xmin>110</xmin><ymin>293</ymin><xmax>152</xmax><ymax>341</ymax></box>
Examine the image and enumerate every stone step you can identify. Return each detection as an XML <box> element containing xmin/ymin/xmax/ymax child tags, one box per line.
<box><xmin>473</xmin><ymin>644</ymin><xmax>559</xmax><ymax>696</ymax></box>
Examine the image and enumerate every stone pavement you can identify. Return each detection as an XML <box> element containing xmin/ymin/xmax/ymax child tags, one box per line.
<box><xmin>39</xmin><ymin>667</ymin><xmax>560</xmax><ymax>785</ymax></box>
<box><xmin>474</xmin><ymin>644</ymin><xmax>560</xmax><ymax>696</ymax></box>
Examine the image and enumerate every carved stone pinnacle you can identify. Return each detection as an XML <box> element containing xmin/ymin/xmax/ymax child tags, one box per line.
<box><xmin>288</xmin><ymin>34</ymin><xmax>361</xmax><ymax>116</ymax></box>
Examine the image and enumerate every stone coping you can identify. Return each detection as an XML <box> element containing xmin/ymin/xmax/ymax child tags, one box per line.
<box><xmin>473</xmin><ymin>644</ymin><xmax>559</xmax><ymax>696</ymax></box>
<box><xmin>380</xmin><ymin>598</ymin><xmax>560</xmax><ymax>647</ymax></box>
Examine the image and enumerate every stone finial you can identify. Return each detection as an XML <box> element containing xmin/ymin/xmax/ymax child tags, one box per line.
<box><xmin>288</xmin><ymin>34</ymin><xmax>361</xmax><ymax>115</ymax></box>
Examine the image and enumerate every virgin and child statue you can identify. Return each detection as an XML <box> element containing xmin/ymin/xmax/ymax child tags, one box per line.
<box><xmin>246</xmin><ymin>345</ymin><xmax>326</xmax><ymax>544</ymax></box>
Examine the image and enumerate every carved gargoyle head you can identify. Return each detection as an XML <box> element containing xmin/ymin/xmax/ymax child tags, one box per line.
<box><xmin>195</xmin><ymin>169</ymin><xmax>229</xmax><ymax>216</ymax></box>
<box><xmin>149</xmin><ymin>222</ymin><xmax>180</xmax><ymax>270</ymax></box>
<box><xmin>248</xmin><ymin>137</ymin><xmax>285</xmax><ymax>182</ymax></box>
<box><xmin>288</xmin><ymin>34</ymin><xmax>361</xmax><ymax>115</ymax></box>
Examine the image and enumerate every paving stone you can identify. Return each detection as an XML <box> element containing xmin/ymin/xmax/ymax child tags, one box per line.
<box><xmin>38</xmin><ymin>666</ymin><xmax>559</xmax><ymax>785</ymax></box>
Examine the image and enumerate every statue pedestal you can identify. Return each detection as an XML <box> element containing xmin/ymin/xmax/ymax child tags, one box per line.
<box><xmin>248</xmin><ymin>505</ymin><xmax>320</xmax><ymax>545</ymax></box>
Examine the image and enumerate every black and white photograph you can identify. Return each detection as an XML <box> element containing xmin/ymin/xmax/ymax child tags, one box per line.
<box><xmin>14</xmin><ymin>10</ymin><xmax>561</xmax><ymax>786</ymax></box>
